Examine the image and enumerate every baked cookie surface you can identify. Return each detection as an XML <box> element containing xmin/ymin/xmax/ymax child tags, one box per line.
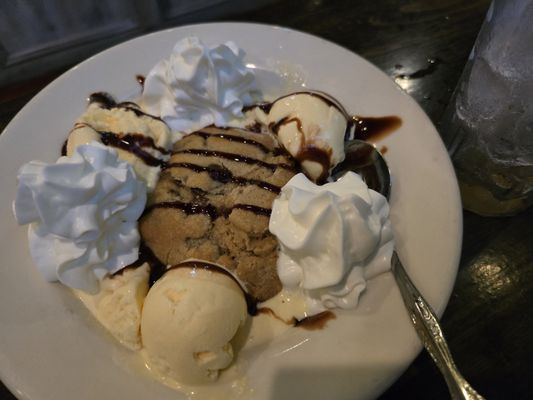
<box><xmin>140</xmin><ymin>126</ymin><xmax>297</xmax><ymax>301</ymax></box>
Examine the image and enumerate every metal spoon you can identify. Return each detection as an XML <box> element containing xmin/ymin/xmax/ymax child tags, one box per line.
<box><xmin>334</xmin><ymin>140</ymin><xmax>485</xmax><ymax>400</ymax></box>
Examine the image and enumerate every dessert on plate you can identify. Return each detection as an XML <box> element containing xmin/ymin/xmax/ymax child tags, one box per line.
<box><xmin>140</xmin><ymin>126</ymin><xmax>297</xmax><ymax>301</ymax></box>
<box><xmin>12</xmin><ymin>36</ymin><xmax>397</xmax><ymax>394</ymax></box>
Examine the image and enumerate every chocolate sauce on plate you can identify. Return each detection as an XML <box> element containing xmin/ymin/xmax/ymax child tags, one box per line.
<box><xmin>136</xmin><ymin>75</ymin><xmax>145</xmax><ymax>89</ymax></box>
<box><xmin>349</xmin><ymin>115</ymin><xmax>402</xmax><ymax>142</ymax></box>
<box><xmin>294</xmin><ymin>311</ymin><xmax>336</xmax><ymax>330</ymax></box>
<box><xmin>257</xmin><ymin>308</ymin><xmax>336</xmax><ymax>330</ymax></box>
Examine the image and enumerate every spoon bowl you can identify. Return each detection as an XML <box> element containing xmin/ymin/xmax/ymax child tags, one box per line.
<box><xmin>332</xmin><ymin>140</ymin><xmax>391</xmax><ymax>199</ymax></box>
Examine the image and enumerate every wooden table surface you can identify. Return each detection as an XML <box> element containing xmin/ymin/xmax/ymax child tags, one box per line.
<box><xmin>2</xmin><ymin>0</ymin><xmax>532</xmax><ymax>399</ymax></box>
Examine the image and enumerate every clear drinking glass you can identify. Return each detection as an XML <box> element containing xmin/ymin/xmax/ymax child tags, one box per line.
<box><xmin>441</xmin><ymin>0</ymin><xmax>533</xmax><ymax>216</ymax></box>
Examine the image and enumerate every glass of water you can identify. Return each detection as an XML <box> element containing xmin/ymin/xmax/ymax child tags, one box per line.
<box><xmin>441</xmin><ymin>0</ymin><xmax>533</xmax><ymax>216</ymax></box>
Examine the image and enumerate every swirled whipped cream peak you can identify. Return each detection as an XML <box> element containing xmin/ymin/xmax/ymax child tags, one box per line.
<box><xmin>268</xmin><ymin>172</ymin><xmax>393</xmax><ymax>316</ymax></box>
<box><xmin>142</xmin><ymin>36</ymin><xmax>259</xmax><ymax>133</ymax></box>
<box><xmin>13</xmin><ymin>142</ymin><xmax>147</xmax><ymax>293</ymax></box>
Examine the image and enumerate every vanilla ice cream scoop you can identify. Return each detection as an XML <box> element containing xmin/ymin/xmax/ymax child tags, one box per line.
<box><xmin>67</xmin><ymin>93</ymin><xmax>175</xmax><ymax>191</ymax></box>
<box><xmin>77</xmin><ymin>263</ymin><xmax>149</xmax><ymax>350</ymax></box>
<box><xmin>141</xmin><ymin>261</ymin><xmax>248</xmax><ymax>384</ymax></box>
<box><xmin>267</xmin><ymin>92</ymin><xmax>348</xmax><ymax>182</ymax></box>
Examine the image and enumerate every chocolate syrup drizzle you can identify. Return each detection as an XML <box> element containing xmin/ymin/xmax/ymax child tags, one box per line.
<box><xmin>165</xmin><ymin>162</ymin><xmax>281</xmax><ymax>193</ymax></box>
<box><xmin>171</xmin><ymin>148</ymin><xmax>296</xmax><ymax>172</ymax></box>
<box><xmin>245</xmin><ymin>90</ymin><xmax>402</xmax><ymax>142</ymax></box>
<box><xmin>189</xmin><ymin>130</ymin><xmax>271</xmax><ymax>153</ymax></box>
<box><xmin>143</xmin><ymin>200</ymin><xmax>271</xmax><ymax>220</ymax></box>
<box><xmin>269</xmin><ymin>115</ymin><xmax>331</xmax><ymax>183</ymax></box>
<box><xmin>268</xmin><ymin>116</ymin><xmax>303</xmax><ymax>136</ymax></box>
<box><xmin>89</xmin><ymin>92</ymin><xmax>164</xmax><ymax>123</ymax></box>
<box><xmin>243</xmin><ymin>91</ymin><xmax>402</xmax><ymax>183</ymax></box>
<box><xmin>144</xmin><ymin>200</ymin><xmax>219</xmax><ymax>219</ymax></box>
<box><xmin>73</xmin><ymin>122</ymin><xmax>167</xmax><ymax>167</ymax></box>
<box><xmin>246</xmin><ymin>121</ymin><xmax>264</xmax><ymax>133</ymax></box>
<box><xmin>61</xmin><ymin>92</ymin><xmax>171</xmax><ymax>166</ymax></box>
<box><xmin>136</xmin><ymin>75</ymin><xmax>145</xmax><ymax>89</ymax></box>
<box><xmin>60</xmin><ymin>139</ymin><xmax>67</xmax><ymax>156</ymax></box>
<box><xmin>113</xmin><ymin>242</ymin><xmax>167</xmax><ymax>287</ymax></box>
<box><xmin>242</xmin><ymin>102</ymin><xmax>273</xmax><ymax>114</ymax></box>
<box><xmin>170</xmin><ymin>178</ymin><xmax>208</xmax><ymax>196</ymax></box>
<box><xmin>232</xmin><ymin>203</ymin><xmax>272</xmax><ymax>217</ymax></box>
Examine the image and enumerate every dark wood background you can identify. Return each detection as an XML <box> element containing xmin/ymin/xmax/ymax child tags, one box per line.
<box><xmin>2</xmin><ymin>0</ymin><xmax>532</xmax><ymax>399</ymax></box>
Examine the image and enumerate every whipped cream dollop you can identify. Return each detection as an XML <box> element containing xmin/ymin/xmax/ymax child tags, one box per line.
<box><xmin>142</xmin><ymin>36</ymin><xmax>258</xmax><ymax>133</ymax></box>
<box><xmin>13</xmin><ymin>143</ymin><xmax>147</xmax><ymax>293</ymax></box>
<box><xmin>269</xmin><ymin>172</ymin><xmax>393</xmax><ymax>315</ymax></box>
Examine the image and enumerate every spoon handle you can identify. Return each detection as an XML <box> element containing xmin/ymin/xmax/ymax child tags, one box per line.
<box><xmin>391</xmin><ymin>252</ymin><xmax>485</xmax><ymax>400</ymax></box>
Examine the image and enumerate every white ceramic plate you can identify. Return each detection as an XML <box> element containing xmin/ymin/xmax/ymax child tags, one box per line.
<box><xmin>0</xmin><ymin>23</ymin><xmax>462</xmax><ymax>400</ymax></box>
